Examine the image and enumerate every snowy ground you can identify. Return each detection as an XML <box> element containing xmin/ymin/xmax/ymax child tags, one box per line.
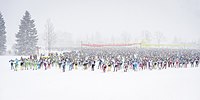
<box><xmin>0</xmin><ymin>56</ymin><xmax>200</xmax><ymax>100</ymax></box>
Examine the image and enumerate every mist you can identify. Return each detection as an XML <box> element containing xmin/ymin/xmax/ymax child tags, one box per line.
<box><xmin>1</xmin><ymin>0</ymin><xmax>200</xmax><ymax>49</ymax></box>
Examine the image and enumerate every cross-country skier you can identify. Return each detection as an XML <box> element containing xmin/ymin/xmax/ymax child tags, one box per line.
<box><xmin>91</xmin><ymin>60</ymin><xmax>95</xmax><ymax>71</ymax></box>
<box><xmin>195</xmin><ymin>58</ymin><xmax>199</xmax><ymax>67</ymax></box>
<box><xmin>14</xmin><ymin>58</ymin><xmax>19</xmax><ymax>71</ymax></box>
<box><xmin>62</xmin><ymin>59</ymin><xmax>66</xmax><ymax>72</ymax></box>
<box><xmin>102</xmin><ymin>64</ymin><xmax>107</xmax><ymax>73</ymax></box>
<box><xmin>9</xmin><ymin>59</ymin><xmax>14</xmax><ymax>70</ymax></box>
<box><xmin>124</xmin><ymin>62</ymin><xmax>128</xmax><ymax>72</ymax></box>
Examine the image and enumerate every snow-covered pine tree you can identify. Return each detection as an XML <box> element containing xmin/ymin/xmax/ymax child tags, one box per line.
<box><xmin>0</xmin><ymin>12</ymin><xmax>6</xmax><ymax>55</ymax></box>
<box><xmin>16</xmin><ymin>11</ymin><xmax>38</xmax><ymax>55</ymax></box>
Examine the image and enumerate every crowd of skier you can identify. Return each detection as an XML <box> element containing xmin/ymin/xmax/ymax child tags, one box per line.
<box><xmin>9</xmin><ymin>48</ymin><xmax>200</xmax><ymax>72</ymax></box>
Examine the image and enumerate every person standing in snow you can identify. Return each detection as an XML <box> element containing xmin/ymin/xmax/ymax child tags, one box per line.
<box><xmin>9</xmin><ymin>59</ymin><xmax>14</xmax><ymax>70</ymax></box>
<box><xmin>102</xmin><ymin>64</ymin><xmax>107</xmax><ymax>73</ymax></box>
<box><xmin>14</xmin><ymin>58</ymin><xmax>19</xmax><ymax>71</ymax></box>
<box><xmin>190</xmin><ymin>58</ymin><xmax>194</xmax><ymax>67</ymax></box>
<box><xmin>58</xmin><ymin>59</ymin><xmax>62</xmax><ymax>69</ymax></box>
<box><xmin>98</xmin><ymin>59</ymin><xmax>102</xmax><ymax>69</ymax></box>
<box><xmin>113</xmin><ymin>61</ymin><xmax>118</xmax><ymax>72</ymax></box>
<box><xmin>20</xmin><ymin>57</ymin><xmax>25</xmax><ymax>70</ymax></box>
<box><xmin>195</xmin><ymin>58</ymin><xmax>199</xmax><ymax>67</ymax></box>
<box><xmin>37</xmin><ymin>59</ymin><xmax>41</xmax><ymax>69</ymax></box>
<box><xmin>124</xmin><ymin>62</ymin><xmax>128</xmax><ymax>72</ymax></box>
<box><xmin>91</xmin><ymin>60</ymin><xmax>95</xmax><ymax>71</ymax></box>
<box><xmin>62</xmin><ymin>59</ymin><xmax>66</xmax><ymax>72</ymax></box>
<box><xmin>44</xmin><ymin>59</ymin><xmax>47</xmax><ymax>70</ymax></box>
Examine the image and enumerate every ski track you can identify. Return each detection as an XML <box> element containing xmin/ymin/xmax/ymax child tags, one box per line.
<box><xmin>0</xmin><ymin>56</ymin><xmax>200</xmax><ymax>100</ymax></box>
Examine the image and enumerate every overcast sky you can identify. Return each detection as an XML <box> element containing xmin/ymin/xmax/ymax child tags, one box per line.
<box><xmin>1</xmin><ymin>0</ymin><xmax>200</xmax><ymax>48</ymax></box>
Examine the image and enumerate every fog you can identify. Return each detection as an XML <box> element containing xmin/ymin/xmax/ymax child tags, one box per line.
<box><xmin>1</xmin><ymin>0</ymin><xmax>200</xmax><ymax>49</ymax></box>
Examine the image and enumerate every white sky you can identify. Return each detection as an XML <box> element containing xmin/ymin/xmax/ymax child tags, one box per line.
<box><xmin>1</xmin><ymin>0</ymin><xmax>200</xmax><ymax>49</ymax></box>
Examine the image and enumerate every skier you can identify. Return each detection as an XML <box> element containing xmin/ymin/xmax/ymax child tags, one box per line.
<box><xmin>133</xmin><ymin>61</ymin><xmax>137</xmax><ymax>71</ymax></box>
<box><xmin>102</xmin><ymin>64</ymin><xmax>107</xmax><ymax>73</ymax></box>
<box><xmin>9</xmin><ymin>59</ymin><xmax>14</xmax><ymax>70</ymax></box>
<box><xmin>33</xmin><ymin>60</ymin><xmax>37</xmax><ymax>70</ymax></box>
<box><xmin>195</xmin><ymin>58</ymin><xmax>199</xmax><ymax>67</ymax></box>
<box><xmin>69</xmin><ymin>61</ymin><xmax>74</xmax><ymax>71</ymax></box>
<box><xmin>98</xmin><ymin>59</ymin><xmax>102</xmax><ymax>69</ymax></box>
<box><xmin>113</xmin><ymin>62</ymin><xmax>118</xmax><ymax>72</ymax></box>
<box><xmin>24</xmin><ymin>59</ymin><xmax>29</xmax><ymax>70</ymax></box>
<box><xmin>91</xmin><ymin>60</ymin><xmax>95</xmax><ymax>71</ymax></box>
<box><xmin>162</xmin><ymin>61</ymin><xmax>167</xmax><ymax>69</ymax></box>
<box><xmin>107</xmin><ymin>61</ymin><xmax>112</xmax><ymax>72</ymax></box>
<box><xmin>44</xmin><ymin>59</ymin><xmax>47</xmax><ymax>70</ymax></box>
<box><xmin>124</xmin><ymin>63</ymin><xmax>128</xmax><ymax>72</ymax></box>
<box><xmin>83</xmin><ymin>60</ymin><xmax>88</xmax><ymax>70</ymax></box>
<box><xmin>58</xmin><ymin>59</ymin><xmax>62</xmax><ymax>69</ymax></box>
<box><xmin>14</xmin><ymin>58</ymin><xmax>19</xmax><ymax>71</ymax></box>
<box><xmin>47</xmin><ymin>58</ymin><xmax>51</xmax><ymax>69</ymax></box>
<box><xmin>74</xmin><ymin>62</ymin><xmax>78</xmax><ymax>70</ymax></box>
<box><xmin>62</xmin><ymin>59</ymin><xmax>66</xmax><ymax>72</ymax></box>
<box><xmin>20</xmin><ymin>58</ymin><xmax>24</xmax><ymax>70</ymax></box>
<box><xmin>37</xmin><ymin>60</ymin><xmax>41</xmax><ymax>69</ymax></box>
<box><xmin>190</xmin><ymin>59</ymin><xmax>194</xmax><ymax>67</ymax></box>
<box><xmin>175</xmin><ymin>59</ymin><xmax>179</xmax><ymax>68</ymax></box>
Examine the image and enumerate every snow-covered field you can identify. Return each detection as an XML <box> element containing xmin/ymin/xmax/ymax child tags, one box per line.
<box><xmin>0</xmin><ymin>56</ymin><xmax>200</xmax><ymax>100</ymax></box>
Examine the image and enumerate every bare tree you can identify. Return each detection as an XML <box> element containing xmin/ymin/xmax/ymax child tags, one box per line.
<box><xmin>94</xmin><ymin>32</ymin><xmax>101</xmax><ymax>43</ymax></box>
<box><xmin>155</xmin><ymin>31</ymin><xmax>165</xmax><ymax>47</ymax></box>
<box><xmin>142</xmin><ymin>30</ymin><xmax>152</xmax><ymax>43</ymax></box>
<box><xmin>110</xmin><ymin>35</ymin><xmax>116</xmax><ymax>44</ymax></box>
<box><xmin>121</xmin><ymin>32</ymin><xmax>131</xmax><ymax>43</ymax></box>
<box><xmin>44</xmin><ymin>19</ymin><xmax>56</xmax><ymax>52</ymax></box>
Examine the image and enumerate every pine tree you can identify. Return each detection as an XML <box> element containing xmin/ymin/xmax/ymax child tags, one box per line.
<box><xmin>0</xmin><ymin>12</ymin><xmax>6</xmax><ymax>55</ymax></box>
<box><xmin>16</xmin><ymin>11</ymin><xmax>38</xmax><ymax>55</ymax></box>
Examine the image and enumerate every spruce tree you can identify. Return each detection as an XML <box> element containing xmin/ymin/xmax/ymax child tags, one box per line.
<box><xmin>16</xmin><ymin>11</ymin><xmax>38</xmax><ymax>55</ymax></box>
<box><xmin>0</xmin><ymin>12</ymin><xmax>6</xmax><ymax>55</ymax></box>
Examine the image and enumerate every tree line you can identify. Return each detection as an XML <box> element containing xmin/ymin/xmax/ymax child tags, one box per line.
<box><xmin>0</xmin><ymin>11</ymin><xmax>55</xmax><ymax>55</ymax></box>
